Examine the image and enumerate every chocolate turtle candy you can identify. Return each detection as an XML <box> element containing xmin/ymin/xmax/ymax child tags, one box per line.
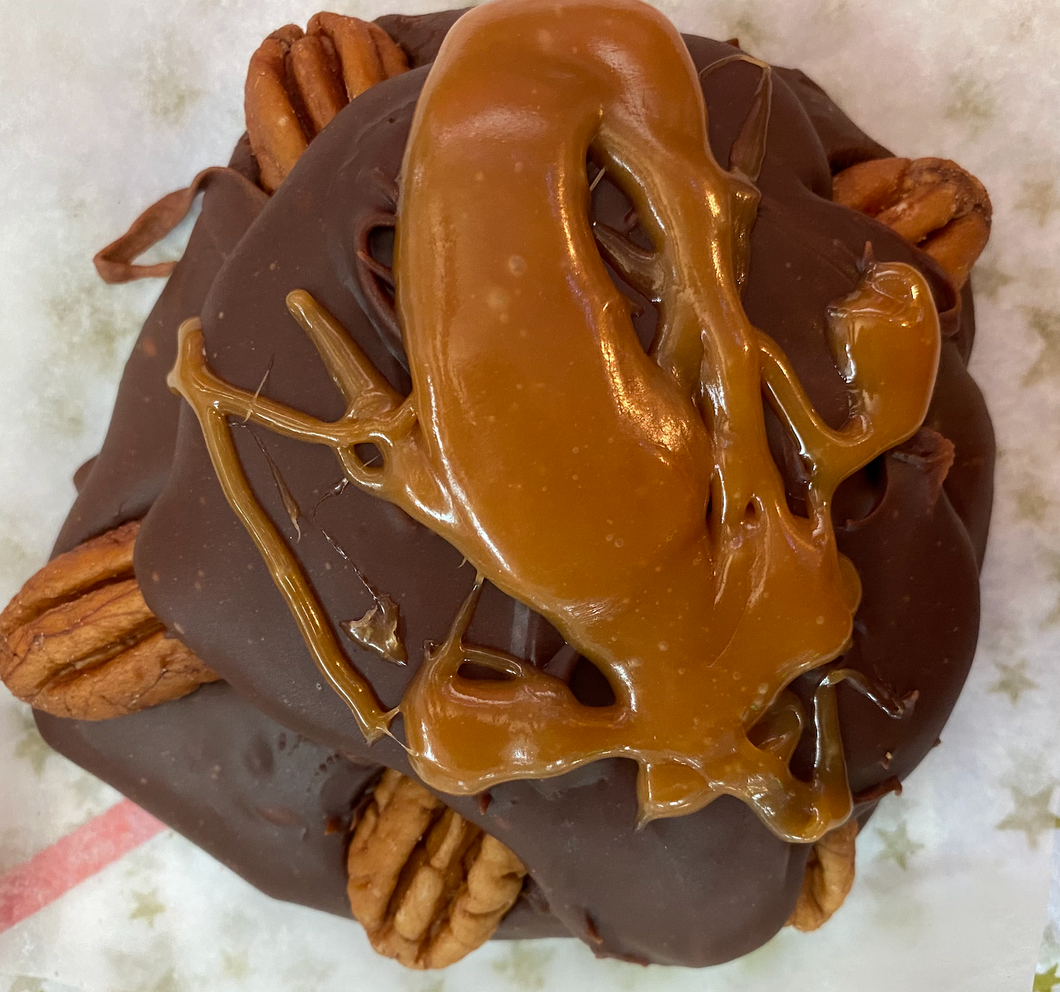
<box><xmin>36</xmin><ymin>7</ymin><xmax>992</xmax><ymax>968</ymax></box>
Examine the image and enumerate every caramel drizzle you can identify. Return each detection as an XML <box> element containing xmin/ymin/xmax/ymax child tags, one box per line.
<box><xmin>169</xmin><ymin>0</ymin><xmax>940</xmax><ymax>842</ymax></box>
<box><xmin>171</xmin><ymin>291</ymin><xmax>401</xmax><ymax>743</ymax></box>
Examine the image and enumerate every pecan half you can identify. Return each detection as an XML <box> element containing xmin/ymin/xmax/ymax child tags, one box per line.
<box><xmin>787</xmin><ymin>818</ymin><xmax>858</xmax><ymax>932</ymax></box>
<box><xmin>246</xmin><ymin>15</ymin><xmax>409</xmax><ymax>193</ymax></box>
<box><xmin>0</xmin><ymin>520</ymin><xmax>219</xmax><ymax>720</ymax></box>
<box><xmin>833</xmin><ymin>157</ymin><xmax>991</xmax><ymax>288</ymax></box>
<box><xmin>347</xmin><ymin>769</ymin><xmax>527</xmax><ymax>969</ymax></box>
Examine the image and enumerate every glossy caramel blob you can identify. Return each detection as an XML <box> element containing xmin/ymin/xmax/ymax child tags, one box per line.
<box><xmin>169</xmin><ymin>0</ymin><xmax>940</xmax><ymax>842</ymax></box>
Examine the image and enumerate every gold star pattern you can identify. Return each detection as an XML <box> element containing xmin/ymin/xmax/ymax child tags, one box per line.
<box><xmin>1017</xmin><ymin>179</ymin><xmax>1060</xmax><ymax>226</ymax></box>
<box><xmin>7</xmin><ymin>978</ymin><xmax>45</xmax><ymax>992</ymax></box>
<box><xmin>12</xmin><ymin>710</ymin><xmax>53</xmax><ymax>777</ymax></box>
<box><xmin>944</xmin><ymin>74</ymin><xmax>996</xmax><ymax>134</ymax></box>
<box><xmin>988</xmin><ymin>660</ymin><xmax>1039</xmax><ymax>704</ymax></box>
<box><xmin>1035</xmin><ymin>965</ymin><xmax>1060</xmax><ymax>992</ymax></box>
<box><xmin>69</xmin><ymin>770</ymin><xmax>107</xmax><ymax>807</ymax></box>
<box><xmin>415</xmin><ymin>981</ymin><xmax>446</xmax><ymax>992</ymax></box>
<box><xmin>221</xmin><ymin>949</ymin><xmax>250</xmax><ymax>982</ymax></box>
<box><xmin>1043</xmin><ymin>551</ymin><xmax>1060</xmax><ymax>626</ymax></box>
<box><xmin>996</xmin><ymin>784</ymin><xmax>1060</xmax><ymax>848</ymax></box>
<box><xmin>491</xmin><ymin>944</ymin><xmax>555</xmax><ymax>991</ymax></box>
<box><xmin>1024</xmin><ymin>307</ymin><xmax>1060</xmax><ymax>385</ymax></box>
<box><xmin>0</xmin><ymin>534</ymin><xmax>34</xmax><ymax>591</ymax></box>
<box><xmin>875</xmin><ymin>821</ymin><xmax>924</xmax><ymax>870</ymax></box>
<box><xmin>150</xmin><ymin>970</ymin><xmax>180</xmax><ymax>992</ymax></box>
<box><xmin>1016</xmin><ymin>482</ymin><xmax>1050</xmax><ymax>523</ymax></box>
<box><xmin>728</xmin><ymin>14</ymin><xmax>766</xmax><ymax>52</ymax></box>
<box><xmin>142</xmin><ymin>37</ymin><xmax>204</xmax><ymax>128</ymax></box>
<box><xmin>971</xmin><ymin>261</ymin><xmax>1014</xmax><ymax>299</ymax></box>
<box><xmin>129</xmin><ymin>889</ymin><xmax>166</xmax><ymax>927</ymax></box>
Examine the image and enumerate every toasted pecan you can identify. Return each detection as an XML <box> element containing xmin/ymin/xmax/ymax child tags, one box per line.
<box><xmin>246</xmin><ymin>15</ymin><xmax>409</xmax><ymax>193</ymax></box>
<box><xmin>289</xmin><ymin>33</ymin><xmax>348</xmax><ymax>135</ymax></box>
<box><xmin>0</xmin><ymin>521</ymin><xmax>219</xmax><ymax>720</ymax></box>
<box><xmin>787</xmin><ymin>818</ymin><xmax>858</xmax><ymax>931</ymax></box>
<box><xmin>245</xmin><ymin>28</ymin><xmax>311</xmax><ymax>195</ymax></box>
<box><xmin>833</xmin><ymin>157</ymin><xmax>991</xmax><ymax>288</ymax></box>
<box><xmin>347</xmin><ymin>769</ymin><xmax>526</xmax><ymax>969</ymax></box>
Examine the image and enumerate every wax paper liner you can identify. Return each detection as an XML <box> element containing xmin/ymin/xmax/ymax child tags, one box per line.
<box><xmin>2</xmin><ymin>0</ymin><xmax>1059</xmax><ymax>989</ymax></box>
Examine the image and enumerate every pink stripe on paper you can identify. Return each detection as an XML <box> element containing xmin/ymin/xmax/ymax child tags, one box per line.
<box><xmin>0</xmin><ymin>799</ymin><xmax>165</xmax><ymax>933</ymax></box>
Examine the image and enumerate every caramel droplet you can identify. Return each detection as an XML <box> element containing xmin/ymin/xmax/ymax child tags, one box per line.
<box><xmin>343</xmin><ymin>593</ymin><xmax>407</xmax><ymax>665</ymax></box>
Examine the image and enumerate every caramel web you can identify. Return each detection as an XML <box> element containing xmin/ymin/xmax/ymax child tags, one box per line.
<box><xmin>169</xmin><ymin>0</ymin><xmax>940</xmax><ymax>842</ymax></box>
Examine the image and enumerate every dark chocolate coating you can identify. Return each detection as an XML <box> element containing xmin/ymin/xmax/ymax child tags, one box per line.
<box><xmin>37</xmin><ymin>11</ymin><xmax>993</xmax><ymax>969</ymax></box>
<box><xmin>772</xmin><ymin>66</ymin><xmax>891</xmax><ymax>174</ymax></box>
<box><xmin>36</xmin><ymin>682</ymin><xmax>378</xmax><ymax>916</ymax></box>
<box><xmin>33</xmin><ymin>680</ymin><xmax>564</xmax><ymax>939</ymax></box>
<box><xmin>54</xmin><ymin>140</ymin><xmax>267</xmax><ymax>557</ymax></box>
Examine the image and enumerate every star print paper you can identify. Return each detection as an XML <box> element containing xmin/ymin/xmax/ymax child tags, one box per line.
<box><xmin>1</xmin><ymin>1</ymin><xmax>1059</xmax><ymax>991</ymax></box>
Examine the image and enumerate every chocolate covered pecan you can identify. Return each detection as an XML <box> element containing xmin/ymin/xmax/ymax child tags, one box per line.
<box><xmin>833</xmin><ymin>156</ymin><xmax>991</xmax><ymax>288</ymax></box>
<box><xmin>347</xmin><ymin>769</ymin><xmax>527</xmax><ymax>969</ymax></box>
<box><xmin>787</xmin><ymin>819</ymin><xmax>859</xmax><ymax>932</ymax></box>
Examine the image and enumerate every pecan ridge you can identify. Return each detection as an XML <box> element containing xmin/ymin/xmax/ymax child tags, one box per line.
<box><xmin>787</xmin><ymin>818</ymin><xmax>859</xmax><ymax>932</ymax></box>
<box><xmin>246</xmin><ymin>14</ymin><xmax>409</xmax><ymax>193</ymax></box>
<box><xmin>0</xmin><ymin>520</ymin><xmax>219</xmax><ymax>720</ymax></box>
<box><xmin>833</xmin><ymin>156</ymin><xmax>992</xmax><ymax>288</ymax></box>
<box><xmin>347</xmin><ymin>768</ymin><xmax>527</xmax><ymax>969</ymax></box>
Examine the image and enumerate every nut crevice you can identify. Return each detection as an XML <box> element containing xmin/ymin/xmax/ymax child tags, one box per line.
<box><xmin>787</xmin><ymin>818</ymin><xmax>859</xmax><ymax>932</ymax></box>
<box><xmin>833</xmin><ymin>156</ymin><xmax>991</xmax><ymax>288</ymax></box>
<box><xmin>347</xmin><ymin>768</ymin><xmax>527</xmax><ymax>969</ymax></box>
<box><xmin>0</xmin><ymin>520</ymin><xmax>220</xmax><ymax>720</ymax></box>
<box><xmin>245</xmin><ymin>14</ymin><xmax>409</xmax><ymax>193</ymax></box>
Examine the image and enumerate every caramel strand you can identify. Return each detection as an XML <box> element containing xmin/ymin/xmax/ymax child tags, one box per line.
<box><xmin>169</xmin><ymin>0</ymin><xmax>940</xmax><ymax>842</ymax></box>
<box><xmin>169</xmin><ymin>317</ymin><xmax>393</xmax><ymax>743</ymax></box>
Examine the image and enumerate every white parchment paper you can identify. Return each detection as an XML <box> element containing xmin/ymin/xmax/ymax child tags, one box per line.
<box><xmin>1</xmin><ymin>1</ymin><xmax>1059</xmax><ymax>989</ymax></box>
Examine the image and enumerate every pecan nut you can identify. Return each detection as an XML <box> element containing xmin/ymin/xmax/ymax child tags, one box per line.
<box><xmin>347</xmin><ymin>769</ymin><xmax>527</xmax><ymax>969</ymax></box>
<box><xmin>0</xmin><ymin>520</ymin><xmax>220</xmax><ymax>720</ymax></box>
<box><xmin>787</xmin><ymin>818</ymin><xmax>858</xmax><ymax>932</ymax></box>
<box><xmin>246</xmin><ymin>15</ymin><xmax>409</xmax><ymax>193</ymax></box>
<box><xmin>833</xmin><ymin>156</ymin><xmax>991</xmax><ymax>288</ymax></box>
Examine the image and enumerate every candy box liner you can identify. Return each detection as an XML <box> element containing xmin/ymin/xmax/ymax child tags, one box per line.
<box><xmin>1</xmin><ymin>0</ymin><xmax>1059</xmax><ymax>989</ymax></box>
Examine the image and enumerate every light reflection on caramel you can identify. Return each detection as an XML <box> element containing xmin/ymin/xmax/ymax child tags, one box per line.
<box><xmin>343</xmin><ymin>593</ymin><xmax>406</xmax><ymax>665</ymax></box>
<box><xmin>169</xmin><ymin>0</ymin><xmax>940</xmax><ymax>842</ymax></box>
